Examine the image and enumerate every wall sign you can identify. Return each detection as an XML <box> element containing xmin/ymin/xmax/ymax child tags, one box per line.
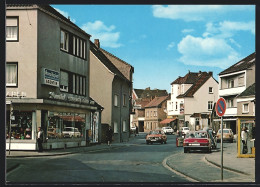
<box><xmin>41</xmin><ymin>68</ymin><xmax>59</xmax><ymax>87</ymax></box>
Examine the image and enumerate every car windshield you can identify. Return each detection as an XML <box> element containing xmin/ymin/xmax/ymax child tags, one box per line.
<box><xmin>165</xmin><ymin>127</ymin><xmax>171</xmax><ymax>129</ymax></box>
<box><xmin>149</xmin><ymin>131</ymin><xmax>161</xmax><ymax>135</ymax></box>
<box><xmin>187</xmin><ymin>132</ymin><xmax>208</xmax><ymax>138</ymax></box>
<box><xmin>218</xmin><ymin>129</ymin><xmax>230</xmax><ymax>133</ymax></box>
<box><xmin>64</xmin><ymin>128</ymin><xmax>73</xmax><ymax>131</ymax></box>
<box><xmin>183</xmin><ymin>127</ymin><xmax>189</xmax><ymax>130</ymax></box>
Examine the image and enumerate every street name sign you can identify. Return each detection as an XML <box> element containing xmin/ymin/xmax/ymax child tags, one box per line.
<box><xmin>216</xmin><ymin>97</ymin><xmax>226</xmax><ymax>117</ymax></box>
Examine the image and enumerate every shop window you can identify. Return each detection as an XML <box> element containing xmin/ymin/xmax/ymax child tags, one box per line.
<box><xmin>60</xmin><ymin>30</ymin><xmax>69</xmax><ymax>51</ymax></box>
<box><xmin>6</xmin><ymin>17</ymin><xmax>18</xmax><ymax>41</ymax></box>
<box><xmin>6</xmin><ymin>62</ymin><xmax>18</xmax><ymax>87</ymax></box>
<box><xmin>6</xmin><ymin>111</ymin><xmax>32</xmax><ymax>140</ymax></box>
<box><xmin>240</xmin><ymin>120</ymin><xmax>255</xmax><ymax>155</ymax></box>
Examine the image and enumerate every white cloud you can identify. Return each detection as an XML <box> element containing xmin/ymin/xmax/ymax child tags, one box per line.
<box><xmin>167</xmin><ymin>42</ymin><xmax>175</xmax><ymax>50</ymax></box>
<box><xmin>182</xmin><ymin>29</ymin><xmax>194</xmax><ymax>33</ymax></box>
<box><xmin>152</xmin><ymin>5</ymin><xmax>253</xmax><ymax>22</ymax></box>
<box><xmin>177</xmin><ymin>35</ymin><xmax>240</xmax><ymax>68</ymax></box>
<box><xmin>54</xmin><ymin>8</ymin><xmax>76</xmax><ymax>23</ymax></box>
<box><xmin>204</xmin><ymin>21</ymin><xmax>255</xmax><ymax>38</ymax></box>
<box><xmin>229</xmin><ymin>38</ymin><xmax>241</xmax><ymax>48</ymax></box>
<box><xmin>81</xmin><ymin>20</ymin><xmax>122</xmax><ymax>48</ymax></box>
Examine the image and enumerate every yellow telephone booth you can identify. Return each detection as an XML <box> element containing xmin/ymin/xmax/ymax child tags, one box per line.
<box><xmin>237</xmin><ymin>117</ymin><xmax>255</xmax><ymax>158</ymax></box>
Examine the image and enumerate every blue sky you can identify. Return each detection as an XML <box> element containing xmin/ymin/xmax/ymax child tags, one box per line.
<box><xmin>52</xmin><ymin>5</ymin><xmax>255</xmax><ymax>93</ymax></box>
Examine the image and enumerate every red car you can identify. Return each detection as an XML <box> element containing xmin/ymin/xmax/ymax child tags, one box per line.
<box><xmin>146</xmin><ymin>130</ymin><xmax>167</xmax><ymax>144</ymax></box>
<box><xmin>183</xmin><ymin>131</ymin><xmax>212</xmax><ymax>153</ymax></box>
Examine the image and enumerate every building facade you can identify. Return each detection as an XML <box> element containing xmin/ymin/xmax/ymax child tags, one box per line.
<box><xmin>144</xmin><ymin>95</ymin><xmax>169</xmax><ymax>132</ymax></box>
<box><xmin>6</xmin><ymin>5</ymin><xmax>102</xmax><ymax>150</ymax></box>
<box><xmin>131</xmin><ymin>88</ymin><xmax>168</xmax><ymax>132</ymax></box>
<box><xmin>167</xmin><ymin>71</ymin><xmax>219</xmax><ymax>131</ymax></box>
<box><xmin>217</xmin><ymin>52</ymin><xmax>255</xmax><ymax>134</ymax></box>
<box><xmin>89</xmin><ymin>40</ymin><xmax>133</xmax><ymax>143</ymax></box>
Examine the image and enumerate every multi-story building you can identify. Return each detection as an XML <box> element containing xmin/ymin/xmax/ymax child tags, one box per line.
<box><xmin>167</xmin><ymin>71</ymin><xmax>219</xmax><ymax>131</ymax></box>
<box><xmin>90</xmin><ymin>40</ymin><xmax>133</xmax><ymax>143</ymax></box>
<box><xmin>144</xmin><ymin>95</ymin><xmax>169</xmax><ymax>132</ymax></box>
<box><xmin>217</xmin><ymin>52</ymin><xmax>255</xmax><ymax>134</ymax></box>
<box><xmin>6</xmin><ymin>4</ymin><xmax>102</xmax><ymax>150</ymax></box>
<box><xmin>131</xmin><ymin>88</ymin><xmax>168</xmax><ymax>132</ymax></box>
<box><xmin>236</xmin><ymin>83</ymin><xmax>255</xmax><ymax>157</ymax></box>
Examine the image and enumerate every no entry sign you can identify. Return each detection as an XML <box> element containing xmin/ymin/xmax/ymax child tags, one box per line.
<box><xmin>216</xmin><ymin>98</ymin><xmax>226</xmax><ymax>117</ymax></box>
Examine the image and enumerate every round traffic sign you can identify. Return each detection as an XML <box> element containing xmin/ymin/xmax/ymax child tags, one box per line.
<box><xmin>216</xmin><ymin>98</ymin><xmax>226</xmax><ymax>117</ymax></box>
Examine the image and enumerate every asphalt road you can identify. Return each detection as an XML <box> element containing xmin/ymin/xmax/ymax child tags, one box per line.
<box><xmin>6</xmin><ymin>133</ymin><xmax>189</xmax><ymax>183</ymax></box>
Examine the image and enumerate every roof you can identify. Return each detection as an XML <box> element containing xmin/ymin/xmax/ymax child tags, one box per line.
<box><xmin>171</xmin><ymin>72</ymin><xmax>200</xmax><ymax>85</ymax></box>
<box><xmin>237</xmin><ymin>83</ymin><xmax>255</xmax><ymax>98</ymax></box>
<box><xmin>135</xmin><ymin>100</ymin><xmax>151</xmax><ymax>108</ymax></box>
<box><xmin>145</xmin><ymin>95</ymin><xmax>169</xmax><ymax>108</ymax></box>
<box><xmin>6</xmin><ymin>4</ymin><xmax>91</xmax><ymax>37</ymax></box>
<box><xmin>219</xmin><ymin>52</ymin><xmax>255</xmax><ymax>75</ymax></box>
<box><xmin>160</xmin><ymin>118</ymin><xmax>177</xmax><ymax>124</ymax></box>
<box><xmin>134</xmin><ymin>88</ymin><xmax>168</xmax><ymax>99</ymax></box>
<box><xmin>90</xmin><ymin>41</ymin><xmax>130</xmax><ymax>83</ymax></box>
<box><xmin>177</xmin><ymin>72</ymin><xmax>213</xmax><ymax>98</ymax></box>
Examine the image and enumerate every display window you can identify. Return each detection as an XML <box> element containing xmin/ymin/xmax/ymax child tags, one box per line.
<box><xmin>6</xmin><ymin>111</ymin><xmax>32</xmax><ymax>140</ymax></box>
<box><xmin>240</xmin><ymin>120</ymin><xmax>255</xmax><ymax>155</ymax></box>
<box><xmin>47</xmin><ymin>112</ymin><xmax>85</xmax><ymax>139</ymax></box>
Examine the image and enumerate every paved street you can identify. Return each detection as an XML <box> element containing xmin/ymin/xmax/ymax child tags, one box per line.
<box><xmin>6</xmin><ymin>133</ymin><xmax>255</xmax><ymax>184</ymax></box>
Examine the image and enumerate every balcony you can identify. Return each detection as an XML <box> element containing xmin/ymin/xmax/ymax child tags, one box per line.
<box><xmin>224</xmin><ymin>107</ymin><xmax>237</xmax><ymax>116</ymax></box>
<box><xmin>219</xmin><ymin>86</ymin><xmax>246</xmax><ymax>97</ymax></box>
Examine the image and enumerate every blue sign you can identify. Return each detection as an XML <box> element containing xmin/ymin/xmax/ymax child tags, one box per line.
<box><xmin>216</xmin><ymin>98</ymin><xmax>226</xmax><ymax>117</ymax></box>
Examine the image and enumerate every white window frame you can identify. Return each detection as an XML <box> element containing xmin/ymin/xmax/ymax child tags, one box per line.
<box><xmin>6</xmin><ymin>17</ymin><xmax>18</xmax><ymax>41</ymax></box>
<box><xmin>114</xmin><ymin>94</ymin><xmax>119</xmax><ymax>107</ymax></box>
<box><xmin>243</xmin><ymin>103</ymin><xmax>249</xmax><ymax>113</ymax></box>
<box><xmin>60</xmin><ymin>71</ymin><xmax>69</xmax><ymax>92</ymax></box>
<box><xmin>208</xmin><ymin>101</ymin><xmax>213</xmax><ymax>110</ymax></box>
<box><xmin>114</xmin><ymin>122</ymin><xmax>118</xmax><ymax>133</ymax></box>
<box><xmin>60</xmin><ymin>30</ymin><xmax>69</xmax><ymax>51</ymax></box>
<box><xmin>6</xmin><ymin>63</ymin><xmax>18</xmax><ymax>86</ymax></box>
<box><xmin>228</xmin><ymin>79</ymin><xmax>234</xmax><ymax>88</ymax></box>
<box><xmin>123</xmin><ymin>120</ymin><xmax>126</xmax><ymax>132</ymax></box>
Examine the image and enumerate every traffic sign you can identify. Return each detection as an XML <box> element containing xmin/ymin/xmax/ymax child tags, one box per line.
<box><xmin>216</xmin><ymin>97</ymin><xmax>226</xmax><ymax>117</ymax></box>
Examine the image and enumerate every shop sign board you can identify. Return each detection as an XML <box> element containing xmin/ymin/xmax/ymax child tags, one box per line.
<box><xmin>41</xmin><ymin>68</ymin><xmax>59</xmax><ymax>87</ymax></box>
<box><xmin>216</xmin><ymin>97</ymin><xmax>226</xmax><ymax>117</ymax></box>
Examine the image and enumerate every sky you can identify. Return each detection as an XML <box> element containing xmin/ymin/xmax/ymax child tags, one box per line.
<box><xmin>52</xmin><ymin>5</ymin><xmax>255</xmax><ymax>93</ymax></box>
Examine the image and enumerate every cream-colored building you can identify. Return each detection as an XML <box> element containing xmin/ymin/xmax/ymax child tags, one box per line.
<box><xmin>89</xmin><ymin>40</ymin><xmax>133</xmax><ymax>143</ymax></box>
<box><xmin>6</xmin><ymin>5</ymin><xmax>102</xmax><ymax>150</ymax></box>
<box><xmin>167</xmin><ymin>71</ymin><xmax>219</xmax><ymax>131</ymax></box>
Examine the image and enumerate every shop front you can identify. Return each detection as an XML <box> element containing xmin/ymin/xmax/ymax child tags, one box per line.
<box><xmin>237</xmin><ymin>117</ymin><xmax>255</xmax><ymax>158</ymax></box>
<box><xmin>6</xmin><ymin>97</ymin><xmax>101</xmax><ymax>151</ymax></box>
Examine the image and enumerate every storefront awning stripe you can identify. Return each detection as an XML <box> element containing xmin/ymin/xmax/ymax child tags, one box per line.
<box><xmin>160</xmin><ymin>118</ymin><xmax>176</xmax><ymax>124</ymax></box>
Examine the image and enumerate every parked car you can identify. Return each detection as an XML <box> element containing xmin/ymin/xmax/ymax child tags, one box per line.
<box><xmin>162</xmin><ymin>126</ymin><xmax>174</xmax><ymax>134</ymax></box>
<box><xmin>183</xmin><ymin>130</ymin><xmax>212</xmax><ymax>153</ymax></box>
<box><xmin>180</xmin><ymin>127</ymin><xmax>190</xmax><ymax>136</ymax></box>
<box><xmin>216</xmin><ymin>128</ymin><xmax>234</xmax><ymax>143</ymax></box>
<box><xmin>62</xmin><ymin>127</ymin><xmax>81</xmax><ymax>138</ymax></box>
<box><xmin>146</xmin><ymin>130</ymin><xmax>167</xmax><ymax>144</ymax></box>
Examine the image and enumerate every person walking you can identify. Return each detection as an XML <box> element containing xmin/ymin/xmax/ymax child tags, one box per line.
<box><xmin>106</xmin><ymin>126</ymin><xmax>113</xmax><ymax>146</ymax></box>
<box><xmin>135</xmin><ymin>125</ymin><xmax>139</xmax><ymax>136</ymax></box>
<box><xmin>241</xmin><ymin>127</ymin><xmax>248</xmax><ymax>154</ymax></box>
<box><xmin>37</xmin><ymin>127</ymin><xmax>43</xmax><ymax>152</ymax></box>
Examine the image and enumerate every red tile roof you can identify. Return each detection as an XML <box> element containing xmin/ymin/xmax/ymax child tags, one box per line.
<box><xmin>160</xmin><ymin>118</ymin><xmax>177</xmax><ymax>124</ymax></box>
<box><xmin>145</xmin><ymin>95</ymin><xmax>169</xmax><ymax>108</ymax></box>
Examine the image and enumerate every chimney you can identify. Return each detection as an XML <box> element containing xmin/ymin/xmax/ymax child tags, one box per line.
<box><xmin>94</xmin><ymin>39</ymin><xmax>100</xmax><ymax>48</ymax></box>
<box><xmin>68</xmin><ymin>16</ymin><xmax>70</xmax><ymax>20</ymax></box>
<box><xmin>208</xmin><ymin>71</ymin><xmax>213</xmax><ymax>76</ymax></box>
<box><xmin>145</xmin><ymin>87</ymin><xmax>150</xmax><ymax>90</ymax></box>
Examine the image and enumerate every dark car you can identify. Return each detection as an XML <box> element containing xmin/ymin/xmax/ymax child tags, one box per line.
<box><xmin>146</xmin><ymin>130</ymin><xmax>167</xmax><ymax>144</ymax></box>
<box><xmin>183</xmin><ymin>131</ymin><xmax>212</xmax><ymax>153</ymax></box>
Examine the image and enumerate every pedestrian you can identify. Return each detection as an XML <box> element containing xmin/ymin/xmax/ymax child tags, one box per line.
<box><xmin>135</xmin><ymin>125</ymin><xmax>138</xmax><ymax>136</ymax></box>
<box><xmin>106</xmin><ymin>126</ymin><xmax>113</xmax><ymax>146</ymax></box>
<box><xmin>241</xmin><ymin>127</ymin><xmax>248</xmax><ymax>154</ymax></box>
<box><xmin>37</xmin><ymin>127</ymin><xmax>43</xmax><ymax>152</ymax></box>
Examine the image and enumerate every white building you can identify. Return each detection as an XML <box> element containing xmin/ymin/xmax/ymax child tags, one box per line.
<box><xmin>167</xmin><ymin>71</ymin><xmax>219</xmax><ymax>131</ymax></box>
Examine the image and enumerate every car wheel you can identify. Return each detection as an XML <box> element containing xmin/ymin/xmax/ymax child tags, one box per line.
<box><xmin>184</xmin><ymin>148</ymin><xmax>187</xmax><ymax>153</ymax></box>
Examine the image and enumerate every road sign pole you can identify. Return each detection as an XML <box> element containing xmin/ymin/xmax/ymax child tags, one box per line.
<box><xmin>221</xmin><ymin>116</ymin><xmax>223</xmax><ymax>180</ymax></box>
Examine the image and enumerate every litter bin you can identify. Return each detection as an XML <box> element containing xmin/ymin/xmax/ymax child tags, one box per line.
<box><xmin>176</xmin><ymin>137</ymin><xmax>184</xmax><ymax>147</ymax></box>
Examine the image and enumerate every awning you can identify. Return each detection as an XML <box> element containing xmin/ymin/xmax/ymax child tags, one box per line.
<box><xmin>160</xmin><ymin>118</ymin><xmax>176</xmax><ymax>124</ymax></box>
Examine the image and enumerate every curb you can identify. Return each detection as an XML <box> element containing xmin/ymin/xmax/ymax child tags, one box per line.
<box><xmin>6</xmin><ymin>164</ymin><xmax>20</xmax><ymax>173</ymax></box>
<box><xmin>204</xmin><ymin>156</ymin><xmax>249</xmax><ymax>176</ymax></box>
